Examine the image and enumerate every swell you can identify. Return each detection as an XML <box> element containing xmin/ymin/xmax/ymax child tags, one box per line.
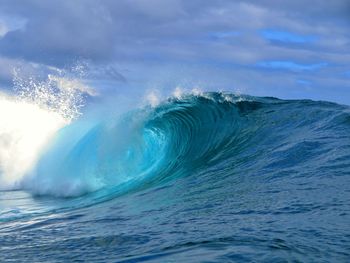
<box><xmin>21</xmin><ymin>92</ymin><xmax>350</xmax><ymax>203</ymax></box>
<box><xmin>24</xmin><ymin>93</ymin><xmax>349</xmax><ymax>200</ymax></box>
<box><xmin>20</xmin><ymin>93</ymin><xmax>260</xmax><ymax>198</ymax></box>
<box><xmin>0</xmin><ymin>91</ymin><xmax>349</xmax><ymax>224</ymax></box>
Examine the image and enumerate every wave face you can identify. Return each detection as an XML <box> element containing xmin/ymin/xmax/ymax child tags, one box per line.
<box><xmin>1</xmin><ymin>92</ymin><xmax>350</xmax><ymax>262</ymax></box>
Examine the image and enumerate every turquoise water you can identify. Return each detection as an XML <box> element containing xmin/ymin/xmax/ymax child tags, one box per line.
<box><xmin>1</xmin><ymin>92</ymin><xmax>350</xmax><ymax>262</ymax></box>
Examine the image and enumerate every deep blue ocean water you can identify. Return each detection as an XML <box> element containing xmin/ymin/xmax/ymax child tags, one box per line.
<box><xmin>1</xmin><ymin>92</ymin><xmax>349</xmax><ymax>262</ymax></box>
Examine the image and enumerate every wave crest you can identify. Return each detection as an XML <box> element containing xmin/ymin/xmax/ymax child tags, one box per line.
<box><xmin>2</xmin><ymin>91</ymin><xmax>349</xmax><ymax>200</ymax></box>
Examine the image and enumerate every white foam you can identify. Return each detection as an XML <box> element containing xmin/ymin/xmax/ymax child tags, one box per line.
<box><xmin>172</xmin><ymin>86</ymin><xmax>183</xmax><ymax>99</ymax></box>
<box><xmin>0</xmin><ymin>94</ymin><xmax>67</xmax><ymax>189</ymax></box>
<box><xmin>0</xmin><ymin>65</ymin><xmax>93</xmax><ymax>190</ymax></box>
<box><xmin>144</xmin><ymin>90</ymin><xmax>161</xmax><ymax>107</ymax></box>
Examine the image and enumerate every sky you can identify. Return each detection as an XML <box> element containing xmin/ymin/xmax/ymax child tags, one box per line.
<box><xmin>0</xmin><ymin>0</ymin><xmax>349</xmax><ymax>104</ymax></box>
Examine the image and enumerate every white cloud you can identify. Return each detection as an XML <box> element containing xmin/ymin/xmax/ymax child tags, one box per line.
<box><xmin>0</xmin><ymin>22</ymin><xmax>8</xmax><ymax>37</ymax></box>
<box><xmin>0</xmin><ymin>0</ymin><xmax>349</xmax><ymax>104</ymax></box>
<box><xmin>0</xmin><ymin>15</ymin><xmax>26</xmax><ymax>37</ymax></box>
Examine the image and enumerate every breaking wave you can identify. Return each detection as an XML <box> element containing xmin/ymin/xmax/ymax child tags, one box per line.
<box><xmin>1</xmin><ymin>89</ymin><xmax>349</xmax><ymax>202</ymax></box>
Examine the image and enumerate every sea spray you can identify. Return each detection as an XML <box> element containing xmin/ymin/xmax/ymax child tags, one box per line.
<box><xmin>0</xmin><ymin>66</ymin><xmax>94</xmax><ymax>190</ymax></box>
<box><xmin>0</xmin><ymin>94</ymin><xmax>66</xmax><ymax>189</ymax></box>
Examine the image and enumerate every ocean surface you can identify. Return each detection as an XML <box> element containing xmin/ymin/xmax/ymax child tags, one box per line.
<box><xmin>0</xmin><ymin>92</ymin><xmax>349</xmax><ymax>262</ymax></box>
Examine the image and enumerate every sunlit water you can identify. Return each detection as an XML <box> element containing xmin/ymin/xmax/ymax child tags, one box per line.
<box><xmin>0</xmin><ymin>91</ymin><xmax>349</xmax><ymax>262</ymax></box>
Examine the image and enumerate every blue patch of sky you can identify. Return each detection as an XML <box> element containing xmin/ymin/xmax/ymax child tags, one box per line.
<box><xmin>207</xmin><ymin>31</ymin><xmax>241</xmax><ymax>40</ymax></box>
<box><xmin>256</xmin><ymin>61</ymin><xmax>327</xmax><ymax>72</ymax></box>
<box><xmin>260</xmin><ymin>29</ymin><xmax>317</xmax><ymax>44</ymax></box>
<box><xmin>297</xmin><ymin>79</ymin><xmax>312</xmax><ymax>85</ymax></box>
